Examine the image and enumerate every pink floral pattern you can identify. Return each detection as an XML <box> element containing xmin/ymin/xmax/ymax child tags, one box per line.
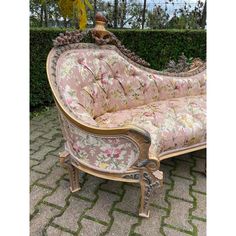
<box><xmin>53</xmin><ymin>46</ymin><xmax>206</xmax><ymax>165</ymax></box>
<box><xmin>59</xmin><ymin>114</ymin><xmax>140</xmax><ymax>172</ymax></box>
<box><xmin>56</xmin><ymin>49</ymin><xmax>206</xmax><ymax>118</ymax></box>
<box><xmin>95</xmin><ymin>95</ymin><xmax>206</xmax><ymax>156</ymax></box>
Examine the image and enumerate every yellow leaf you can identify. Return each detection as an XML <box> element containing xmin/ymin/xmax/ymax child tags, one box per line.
<box><xmin>77</xmin><ymin>0</ymin><xmax>87</xmax><ymax>30</ymax></box>
<box><xmin>58</xmin><ymin>0</ymin><xmax>74</xmax><ymax>18</ymax></box>
<box><xmin>84</xmin><ymin>0</ymin><xmax>93</xmax><ymax>10</ymax></box>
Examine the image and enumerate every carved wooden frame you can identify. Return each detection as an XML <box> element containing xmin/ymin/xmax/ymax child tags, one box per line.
<box><xmin>46</xmin><ymin>12</ymin><xmax>206</xmax><ymax>218</ymax></box>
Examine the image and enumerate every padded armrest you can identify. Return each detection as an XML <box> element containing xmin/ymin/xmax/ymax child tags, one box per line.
<box><xmin>58</xmin><ymin>109</ymin><xmax>157</xmax><ymax>173</ymax></box>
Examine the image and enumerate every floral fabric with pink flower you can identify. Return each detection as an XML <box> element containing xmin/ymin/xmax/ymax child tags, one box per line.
<box><xmin>55</xmin><ymin>46</ymin><xmax>206</xmax><ymax>164</ymax></box>
<box><xmin>59</xmin><ymin>114</ymin><xmax>140</xmax><ymax>172</ymax></box>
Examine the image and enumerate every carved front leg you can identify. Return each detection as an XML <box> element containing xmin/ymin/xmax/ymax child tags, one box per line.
<box><xmin>59</xmin><ymin>151</ymin><xmax>81</xmax><ymax>192</ymax></box>
<box><xmin>139</xmin><ymin>169</ymin><xmax>163</xmax><ymax>218</ymax></box>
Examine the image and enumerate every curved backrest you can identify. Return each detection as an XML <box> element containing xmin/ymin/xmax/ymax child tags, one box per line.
<box><xmin>49</xmin><ymin>43</ymin><xmax>206</xmax><ymax>121</ymax></box>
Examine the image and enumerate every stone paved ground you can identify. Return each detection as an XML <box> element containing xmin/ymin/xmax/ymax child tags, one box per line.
<box><xmin>30</xmin><ymin>106</ymin><xmax>206</xmax><ymax>236</ymax></box>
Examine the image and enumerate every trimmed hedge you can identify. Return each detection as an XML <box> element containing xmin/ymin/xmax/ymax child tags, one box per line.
<box><xmin>30</xmin><ymin>28</ymin><xmax>206</xmax><ymax>109</ymax></box>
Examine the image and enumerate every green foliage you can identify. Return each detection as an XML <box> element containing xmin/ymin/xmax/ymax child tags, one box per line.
<box><xmin>30</xmin><ymin>28</ymin><xmax>206</xmax><ymax>109</ymax></box>
<box><xmin>30</xmin><ymin>28</ymin><xmax>62</xmax><ymax>109</ymax></box>
<box><xmin>113</xmin><ymin>29</ymin><xmax>206</xmax><ymax>70</ymax></box>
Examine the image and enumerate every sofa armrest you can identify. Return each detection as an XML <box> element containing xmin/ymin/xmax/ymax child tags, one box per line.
<box><xmin>56</xmin><ymin>101</ymin><xmax>158</xmax><ymax>173</ymax></box>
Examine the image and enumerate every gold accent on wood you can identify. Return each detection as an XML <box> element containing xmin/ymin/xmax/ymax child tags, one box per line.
<box><xmin>72</xmin><ymin>161</ymin><xmax>140</xmax><ymax>183</ymax></box>
<box><xmin>93</xmin><ymin>12</ymin><xmax>109</xmax><ymax>38</ymax></box>
<box><xmin>46</xmin><ymin>24</ymin><xmax>206</xmax><ymax>217</ymax></box>
<box><xmin>159</xmin><ymin>144</ymin><xmax>206</xmax><ymax>161</ymax></box>
<box><xmin>188</xmin><ymin>58</ymin><xmax>205</xmax><ymax>72</ymax></box>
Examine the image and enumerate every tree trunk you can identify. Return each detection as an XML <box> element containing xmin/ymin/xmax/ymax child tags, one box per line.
<box><xmin>200</xmin><ymin>0</ymin><xmax>207</xmax><ymax>28</ymax></box>
<box><xmin>63</xmin><ymin>17</ymin><xmax>68</xmax><ymax>28</ymax></box>
<box><xmin>74</xmin><ymin>17</ymin><xmax>79</xmax><ymax>29</ymax></box>
<box><xmin>141</xmin><ymin>0</ymin><xmax>147</xmax><ymax>29</ymax></box>
<box><xmin>40</xmin><ymin>5</ymin><xmax>43</xmax><ymax>27</ymax></box>
<box><xmin>120</xmin><ymin>0</ymin><xmax>127</xmax><ymax>28</ymax></box>
<box><xmin>93</xmin><ymin>0</ymin><xmax>97</xmax><ymax>26</ymax></box>
<box><xmin>113</xmin><ymin>0</ymin><xmax>119</xmax><ymax>28</ymax></box>
<box><xmin>43</xmin><ymin>3</ymin><xmax>48</xmax><ymax>27</ymax></box>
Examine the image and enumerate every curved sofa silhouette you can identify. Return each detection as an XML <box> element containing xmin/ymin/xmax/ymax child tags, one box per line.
<box><xmin>46</xmin><ymin>13</ymin><xmax>206</xmax><ymax>218</ymax></box>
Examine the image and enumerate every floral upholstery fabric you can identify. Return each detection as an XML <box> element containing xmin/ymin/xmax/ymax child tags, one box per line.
<box><xmin>55</xmin><ymin>46</ymin><xmax>206</xmax><ymax>168</ymax></box>
<box><xmin>95</xmin><ymin>95</ymin><xmax>206</xmax><ymax>157</ymax></box>
<box><xmin>56</xmin><ymin>48</ymin><xmax>206</xmax><ymax>119</ymax></box>
<box><xmin>59</xmin><ymin>114</ymin><xmax>140</xmax><ymax>172</ymax></box>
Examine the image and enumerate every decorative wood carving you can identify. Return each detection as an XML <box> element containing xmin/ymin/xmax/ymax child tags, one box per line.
<box><xmin>59</xmin><ymin>151</ymin><xmax>81</xmax><ymax>192</ymax></box>
<box><xmin>139</xmin><ymin>169</ymin><xmax>163</xmax><ymax>217</ymax></box>
<box><xmin>122</xmin><ymin>173</ymin><xmax>140</xmax><ymax>180</ymax></box>
<box><xmin>52</xmin><ymin>12</ymin><xmax>150</xmax><ymax>67</ymax></box>
<box><xmin>53</xmin><ymin>29</ymin><xmax>91</xmax><ymax>47</ymax></box>
<box><xmin>165</xmin><ymin>53</ymin><xmax>205</xmax><ymax>73</ymax></box>
<box><xmin>91</xmin><ymin>12</ymin><xmax>150</xmax><ymax>67</ymax></box>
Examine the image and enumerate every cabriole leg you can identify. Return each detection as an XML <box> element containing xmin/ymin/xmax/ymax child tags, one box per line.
<box><xmin>139</xmin><ymin>169</ymin><xmax>163</xmax><ymax>218</ymax></box>
<box><xmin>59</xmin><ymin>151</ymin><xmax>81</xmax><ymax>192</ymax></box>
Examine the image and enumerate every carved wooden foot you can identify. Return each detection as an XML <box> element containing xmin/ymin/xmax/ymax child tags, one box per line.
<box><xmin>59</xmin><ymin>151</ymin><xmax>81</xmax><ymax>192</ymax></box>
<box><xmin>139</xmin><ymin>169</ymin><xmax>163</xmax><ymax>218</ymax></box>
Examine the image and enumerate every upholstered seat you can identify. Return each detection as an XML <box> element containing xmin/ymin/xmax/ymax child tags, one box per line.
<box><xmin>96</xmin><ymin>95</ymin><xmax>206</xmax><ymax>158</ymax></box>
<box><xmin>46</xmin><ymin>12</ymin><xmax>206</xmax><ymax>218</ymax></box>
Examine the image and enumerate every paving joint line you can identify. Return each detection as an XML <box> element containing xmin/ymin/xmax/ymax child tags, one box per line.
<box><xmin>188</xmin><ymin>156</ymin><xmax>199</xmax><ymax>236</ymax></box>
<box><xmin>76</xmin><ymin>178</ymin><xmax>107</xmax><ymax>235</ymax></box>
<box><xmin>99</xmin><ymin>182</ymin><xmax>126</xmax><ymax>236</ymax></box>
<box><xmin>82</xmin><ymin>215</ymin><xmax>109</xmax><ymax>226</ymax></box>
<box><xmin>191</xmin><ymin>215</ymin><xmax>206</xmax><ymax>222</ymax></box>
<box><xmin>191</xmin><ymin>189</ymin><xmax>206</xmax><ymax>195</ymax></box>
<box><xmin>30</xmin><ymin>172</ymin><xmax>68</xmax><ymax>220</ymax></box>
<box><xmin>160</xmin><ymin>158</ymin><xmax>179</xmax><ymax>236</ymax></box>
<box><xmin>171</xmin><ymin>174</ymin><xmax>194</xmax><ymax>181</ymax></box>
<box><xmin>49</xmin><ymin>222</ymin><xmax>76</xmax><ymax>235</ymax></box>
<box><xmin>162</xmin><ymin>223</ymin><xmax>193</xmax><ymax>235</ymax></box>
<box><xmin>42</xmin><ymin>190</ymin><xmax>79</xmax><ymax>235</ymax></box>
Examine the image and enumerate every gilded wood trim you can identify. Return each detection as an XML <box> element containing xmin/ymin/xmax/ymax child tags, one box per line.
<box><xmin>159</xmin><ymin>143</ymin><xmax>206</xmax><ymax>161</ymax></box>
<box><xmin>71</xmin><ymin>160</ymin><xmax>140</xmax><ymax>183</ymax></box>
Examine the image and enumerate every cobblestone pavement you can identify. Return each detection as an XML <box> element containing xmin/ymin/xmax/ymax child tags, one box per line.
<box><xmin>30</xmin><ymin>106</ymin><xmax>206</xmax><ymax>236</ymax></box>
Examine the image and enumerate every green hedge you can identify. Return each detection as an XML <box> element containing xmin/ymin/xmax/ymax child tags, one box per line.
<box><xmin>30</xmin><ymin>28</ymin><xmax>206</xmax><ymax>109</ymax></box>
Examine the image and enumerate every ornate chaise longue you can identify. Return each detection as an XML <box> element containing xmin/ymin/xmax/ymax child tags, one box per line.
<box><xmin>46</xmin><ymin>13</ymin><xmax>206</xmax><ymax>218</ymax></box>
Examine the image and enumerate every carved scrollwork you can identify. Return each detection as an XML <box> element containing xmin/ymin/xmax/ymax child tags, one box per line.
<box><xmin>165</xmin><ymin>53</ymin><xmax>205</xmax><ymax>73</ymax></box>
<box><xmin>52</xmin><ymin>12</ymin><xmax>150</xmax><ymax>67</ymax></box>
<box><xmin>139</xmin><ymin>169</ymin><xmax>163</xmax><ymax>217</ymax></box>
<box><xmin>142</xmin><ymin>170</ymin><xmax>162</xmax><ymax>203</ymax></box>
<box><xmin>53</xmin><ymin>29</ymin><xmax>91</xmax><ymax>47</ymax></box>
<box><xmin>135</xmin><ymin>159</ymin><xmax>159</xmax><ymax>170</ymax></box>
<box><xmin>91</xmin><ymin>29</ymin><xmax>150</xmax><ymax>67</ymax></box>
<box><xmin>122</xmin><ymin>173</ymin><xmax>140</xmax><ymax>180</ymax></box>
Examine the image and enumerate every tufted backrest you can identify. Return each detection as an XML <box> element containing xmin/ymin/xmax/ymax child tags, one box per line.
<box><xmin>55</xmin><ymin>45</ymin><xmax>206</xmax><ymax>120</ymax></box>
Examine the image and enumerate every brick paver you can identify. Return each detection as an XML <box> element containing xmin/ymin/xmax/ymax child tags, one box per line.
<box><xmin>106</xmin><ymin>211</ymin><xmax>138</xmax><ymax>236</ymax></box>
<box><xmin>44</xmin><ymin>180</ymin><xmax>71</xmax><ymax>208</ymax></box>
<box><xmin>115</xmin><ymin>185</ymin><xmax>140</xmax><ymax>214</ymax></box>
<box><xmin>169</xmin><ymin>176</ymin><xmax>194</xmax><ymax>202</ymax></box>
<box><xmin>53</xmin><ymin>196</ymin><xmax>91</xmax><ymax>232</ymax></box>
<box><xmin>30</xmin><ymin>106</ymin><xmax>206</xmax><ymax>235</ymax></box>
<box><xmin>86</xmin><ymin>190</ymin><xmax>120</xmax><ymax>223</ymax></box>
<box><xmin>164</xmin><ymin>197</ymin><xmax>194</xmax><ymax>231</ymax></box>
<box><xmin>135</xmin><ymin>207</ymin><xmax>166</xmax><ymax>235</ymax></box>
<box><xmin>80</xmin><ymin>218</ymin><xmax>107</xmax><ymax>236</ymax></box>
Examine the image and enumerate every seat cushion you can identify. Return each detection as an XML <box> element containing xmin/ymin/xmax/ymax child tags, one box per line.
<box><xmin>95</xmin><ymin>95</ymin><xmax>206</xmax><ymax>158</ymax></box>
